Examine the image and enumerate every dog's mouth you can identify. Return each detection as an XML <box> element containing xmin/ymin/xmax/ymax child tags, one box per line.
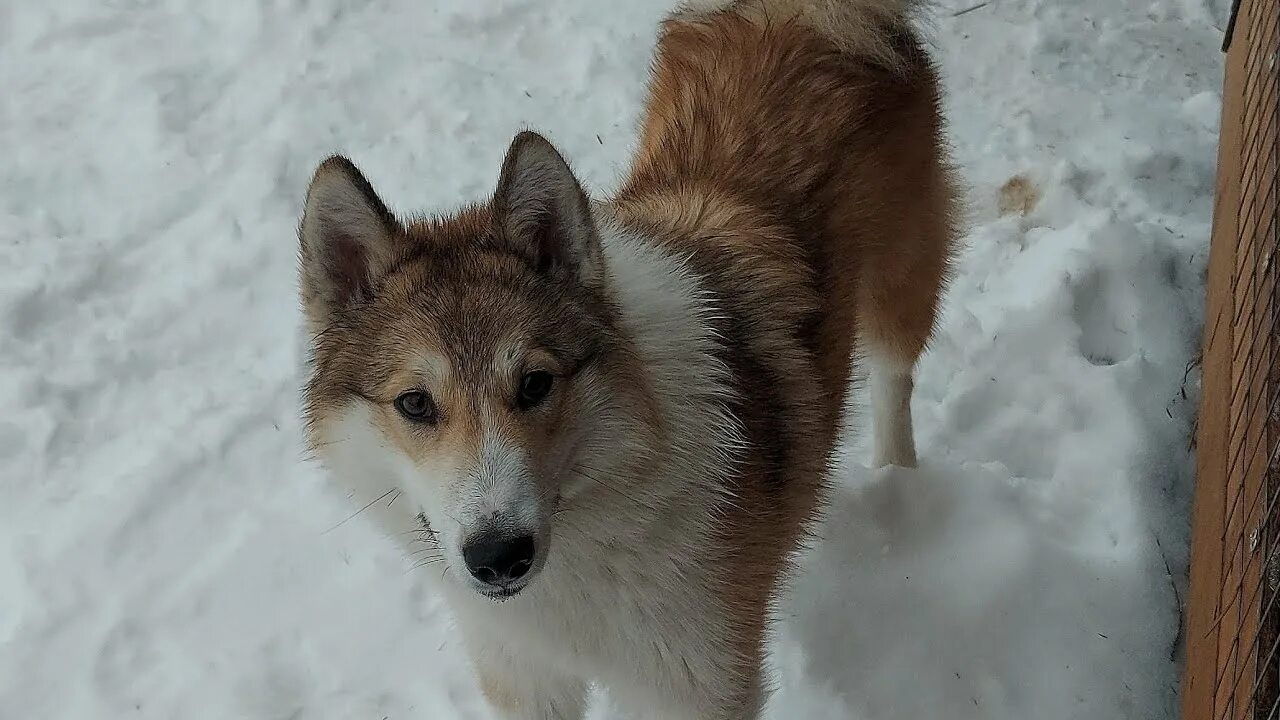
<box><xmin>465</xmin><ymin>559</ymin><xmax>544</xmax><ymax>602</ymax></box>
<box><xmin>479</xmin><ymin>584</ymin><xmax>527</xmax><ymax>602</ymax></box>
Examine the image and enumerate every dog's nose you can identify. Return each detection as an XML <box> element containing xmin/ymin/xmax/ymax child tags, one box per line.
<box><xmin>462</xmin><ymin>534</ymin><xmax>536</xmax><ymax>586</ymax></box>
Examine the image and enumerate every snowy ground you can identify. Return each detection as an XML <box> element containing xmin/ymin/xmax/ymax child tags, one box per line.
<box><xmin>0</xmin><ymin>0</ymin><xmax>1228</xmax><ymax>718</ymax></box>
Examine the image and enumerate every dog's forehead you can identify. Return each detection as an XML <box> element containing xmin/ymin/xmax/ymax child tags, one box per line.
<box><xmin>435</xmin><ymin>290</ymin><xmax>533</xmax><ymax>374</ymax></box>
<box><xmin>375</xmin><ymin>257</ymin><xmax>543</xmax><ymax>370</ymax></box>
<box><xmin>365</xmin><ymin>212</ymin><xmax>598</xmax><ymax>377</ymax></box>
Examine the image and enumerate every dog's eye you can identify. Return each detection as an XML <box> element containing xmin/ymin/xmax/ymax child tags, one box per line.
<box><xmin>394</xmin><ymin>390</ymin><xmax>438</xmax><ymax>423</ymax></box>
<box><xmin>517</xmin><ymin>371</ymin><xmax>554</xmax><ymax>410</ymax></box>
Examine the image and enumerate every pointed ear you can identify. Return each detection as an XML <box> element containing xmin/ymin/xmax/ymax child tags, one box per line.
<box><xmin>493</xmin><ymin>132</ymin><xmax>604</xmax><ymax>287</ymax></box>
<box><xmin>298</xmin><ymin>156</ymin><xmax>401</xmax><ymax>320</ymax></box>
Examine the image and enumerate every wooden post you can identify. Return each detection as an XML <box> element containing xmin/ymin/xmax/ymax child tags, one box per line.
<box><xmin>1182</xmin><ymin>0</ymin><xmax>1251</xmax><ymax>716</ymax></box>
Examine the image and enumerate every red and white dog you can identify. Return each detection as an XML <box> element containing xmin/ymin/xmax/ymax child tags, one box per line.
<box><xmin>298</xmin><ymin>0</ymin><xmax>957</xmax><ymax>716</ymax></box>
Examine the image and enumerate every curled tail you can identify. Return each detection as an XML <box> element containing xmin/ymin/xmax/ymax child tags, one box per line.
<box><xmin>675</xmin><ymin>0</ymin><xmax>925</xmax><ymax>62</ymax></box>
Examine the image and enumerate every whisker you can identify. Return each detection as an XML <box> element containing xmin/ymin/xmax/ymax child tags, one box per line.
<box><xmin>322</xmin><ymin>488</ymin><xmax>397</xmax><ymax>535</ymax></box>
<box><xmin>569</xmin><ymin>465</ymin><xmax>659</xmax><ymax>513</ymax></box>
<box><xmin>406</xmin><ymin>559</ymin><xmax>445</xmax><ymax>574</ymax></box>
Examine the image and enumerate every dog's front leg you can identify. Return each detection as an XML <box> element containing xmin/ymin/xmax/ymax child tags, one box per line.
<box><xmin>469</xmin><ymin>645</ymin><xmax>588</xmax><ymax>720</ymax></box>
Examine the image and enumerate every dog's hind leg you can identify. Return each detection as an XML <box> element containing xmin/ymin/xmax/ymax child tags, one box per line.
<box><xmin>865</xmin><ymin>344</ymin><xmax>919</xmax><ymax>468</ymax></box>
<box><xmin>858</xmin><ymin>239</ymin><xmax>949</xmax><ymax>469</ymax></box>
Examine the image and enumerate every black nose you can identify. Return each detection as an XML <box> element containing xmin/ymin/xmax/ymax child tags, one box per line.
<box><xmin>462</xmin><ymin>534</ymin><xmax>536</xmax><ymax>586</ymax></box>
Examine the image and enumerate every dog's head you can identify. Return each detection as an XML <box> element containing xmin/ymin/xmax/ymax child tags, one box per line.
<box><xmin>299</xmin><ymin>132</ymin><xmax>644</xmax><ymax>600</ymax></box>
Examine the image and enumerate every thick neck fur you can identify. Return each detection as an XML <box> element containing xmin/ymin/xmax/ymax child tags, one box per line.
<box><xmin>549</xmin><ymin>206</ymin><xmax>746</xmax><ymax>545</ymax></box>
<box><xmin>465</xmin><ymin>206</ymin><xmax>746</xmax><ymax>581</ymax></box>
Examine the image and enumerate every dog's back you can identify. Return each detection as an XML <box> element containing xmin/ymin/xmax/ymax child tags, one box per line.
<box><xmin>620</xmin><ymin>0</ymin><xmax>957</xmax><ymax>452</ymax></box>
<box><xmin>611</xmin><ymin>0</ymin><xmax>958</xmax><ymax>648</ymax></box>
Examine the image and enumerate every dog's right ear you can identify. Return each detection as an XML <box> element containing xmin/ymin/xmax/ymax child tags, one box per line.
<box><xmin>298</xmin><ymin>156</ymin><xmax>402</xmax><ymax>320</ymax></box>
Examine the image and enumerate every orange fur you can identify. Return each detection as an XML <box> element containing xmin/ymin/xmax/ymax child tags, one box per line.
<box><xmin>611</xmin><ymin>3</ymin><xmax>959</xmax><ymax>675</ymax></box>
<box><xmin>299</xmin><ymin>1</ymin><xmax>958</xmax><ymax>715</ymax></box>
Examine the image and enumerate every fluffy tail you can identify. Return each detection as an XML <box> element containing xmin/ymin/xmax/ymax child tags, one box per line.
<box><xmin>676</xmin><ymin>0</ymin><xmax>924</xmax><ymax>60</ymax></box>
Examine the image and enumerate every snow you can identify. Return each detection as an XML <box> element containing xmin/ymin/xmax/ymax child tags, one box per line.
<box><xmin>0</xmin><ymin>0</ymin><xmax>1226</xmax><ymax>718</ymax></box>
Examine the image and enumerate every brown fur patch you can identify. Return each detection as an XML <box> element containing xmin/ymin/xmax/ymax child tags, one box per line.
<box><xmin>612</xmin><ymin>1</ymin><xmax>959</xmax><ymax>674</ymax></box>
<box><xmin>679</xmin><ymin>0</ymin><xmax>924</xmax><ymax>67</ymax></box>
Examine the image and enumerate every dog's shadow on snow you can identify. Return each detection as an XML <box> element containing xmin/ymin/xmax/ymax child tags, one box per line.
<box><xmin>765</xmin><ymin>461</ymin><xmax>1178</xmax><ymax>719</ymax></box>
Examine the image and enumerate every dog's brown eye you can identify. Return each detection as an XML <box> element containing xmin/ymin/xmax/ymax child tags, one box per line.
<box><xmin>395</xmin><ymin>390</ymin><xmax>438</xmax><ymax>423</ymax></box>
<box><xmin>517</xmin><ymin>371</ymin><xmax>554</xmax><ymax>410</ymax></box>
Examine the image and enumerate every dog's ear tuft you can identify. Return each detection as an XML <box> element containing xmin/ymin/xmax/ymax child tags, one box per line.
<box><xmin>298</xmin><ymin>156</ymin><xmax>401</xmax><ymax>320</ymax></box>
<box><xmin>493</xmin><ymin>132</ymin><xmax>604</xmax><ymax>287</ymax></box>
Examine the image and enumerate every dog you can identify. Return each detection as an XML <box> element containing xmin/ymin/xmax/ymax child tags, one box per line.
<box><xmin>297</xmin><ymin>0</ymin><xmax>957</xmax><ymax>716</ymax></box>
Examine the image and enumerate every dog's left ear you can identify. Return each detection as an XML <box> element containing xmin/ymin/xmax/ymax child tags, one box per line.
<box><xmin>493</xmin><ymin>131</ymin><xmax>605</xmax><ymax>288</ymax></box>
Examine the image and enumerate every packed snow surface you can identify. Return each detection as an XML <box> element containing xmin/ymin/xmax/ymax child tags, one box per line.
<box><xmin>0</xmin><ymin>0</ymin><xmax>1227</xmax><ymax>717</ymax></box>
